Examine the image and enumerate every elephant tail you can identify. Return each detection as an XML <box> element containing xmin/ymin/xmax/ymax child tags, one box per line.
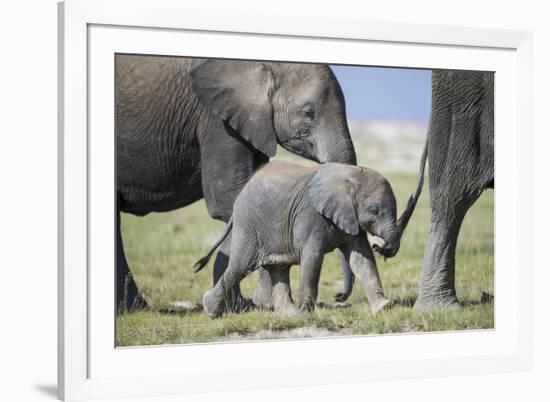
<box><xmin>396</xmin><ymin>133</ymin><xmax>429</xmax><ymax>233</ymax></box>
<box><xmin>193</xmin><ymin>218</ymin><xmax>233</xmax><ymax>273</ymax></box>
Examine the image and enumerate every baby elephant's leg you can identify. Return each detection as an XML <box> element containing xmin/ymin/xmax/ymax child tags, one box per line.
<box><xmin>334</xmin><ymin>250</ymin><xmax>354</xmax><ymax>302</ymax></box>
<box><xmin>212</xmin><ymin>232</ymin><xmax>253</xmax><ymax>313</ymax></box>
<box><xmin>252</xmin><ymin>267</ymin><xmax>273</xmax><ymax>309</ymax></box>
<box><xmin>203</xmin><ymin>263</ymin><xmax>248</xmax><ymax>318</ymax></box>
<box><xmin>341</xmin><ymin>238</ymin><xmax>392</xmax><ymax>314</ymax></box>
<box><xmin>203</xmin><ymin>233</ymin><xmax>256</xmax><ymax>318</ymax></box>
<box><xmin>298</xmin><ymin>250</ymin><xmax>324</xmax><ymax>312</ymax></box>
<box><xmin>269</xmin><ymin>265</ymin><xmax>299</xmax><ymax>317</ymax></box>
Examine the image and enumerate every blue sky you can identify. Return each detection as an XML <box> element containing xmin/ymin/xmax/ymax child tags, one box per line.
<box><xmin>330</xmin><ymin>65</ymin><xmax>432</xmax><ymax>124</ymax></box>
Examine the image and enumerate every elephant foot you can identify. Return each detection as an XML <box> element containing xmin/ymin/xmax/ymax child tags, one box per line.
<box><xmin>370</xmin><ymin>298</ymin><xmax>393</xmax><ymax>314</ymax></box>
<box><xmin>334</xmin><ymin>291</ymin><xmax>351</xmax><ymax>303</ymax></box>
<box><xmin>298</xmin><ymin>297</ymin><xmax>316</xmax><ymax>313</ymax></box>
<box><xmin>117</xmin><ymin>273</ymin><xmax>149</xmax><ymax>312</ymax></box>
<box><xmin>129</xmin><ymin>293</ymin><xmax>149</xmax><ymax>311</ymax></box>
<box><xmin>225</xmin><ymin>293</ymin><xmax>254</xmax><ymax>314</ymax></box>
<box><xmin>252</xmin><ymin>286</ymin><xmax>273</xmax><ymax>310</ymax></box>
<box><xmin>481</xmin><ymin>292</ymin><xmax>494</xmax><ymax>304</ymax></box>
<box><xmin>203</xmin><ymin>288</ymin><xmax>226</xmax><ymax>319</ymax></box>
<box><xmin>413</xmin><ymin>293</ymin><xmax>462</xmax><ymax>310</ymax></box>
<box><xmin>118</xmin><ymin>293</ymin><xmax>149</xmax><ymax>312</ymax></box>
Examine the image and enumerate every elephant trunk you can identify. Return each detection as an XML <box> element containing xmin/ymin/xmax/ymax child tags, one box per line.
<box><xmin>374</xmin><ymin>223</ymin><xmax>401</xmax><ymax>258</ymax></box>
<box><xmin>375</xmin><ymin>136</ymin><xmax>429</xmax><ymax>259</ymax></box>
<box><xmin>333</xmin><ymin>145</ymin><xmax>357</xmax><ymax>165</ymax></box>
<box><xmin>321</xmin><ymin>129</ymin><xmax>357</xmax><ymax>165</ymax></box>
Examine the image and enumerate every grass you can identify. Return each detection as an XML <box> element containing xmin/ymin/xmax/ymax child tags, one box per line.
<box><xmin>116</xmin><ymin>152</ymin><xmax>494</xmax><ymax>346</ymax></box>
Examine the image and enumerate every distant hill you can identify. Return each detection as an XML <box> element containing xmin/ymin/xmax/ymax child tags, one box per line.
<box><xmin>348</xmin><ymin>120</ymin><xmax>427</xmax><ymax>173</ymax></box>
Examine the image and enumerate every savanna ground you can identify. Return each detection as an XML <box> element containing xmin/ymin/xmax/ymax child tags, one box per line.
<box><xmin>116</xmin><ymin>130</ymin><xmax>494</xmax><ymax>346</ymax></box>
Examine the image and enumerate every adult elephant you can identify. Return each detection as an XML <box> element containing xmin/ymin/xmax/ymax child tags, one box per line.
<box><xmin>376</xmin><ymin>70</ymin><xmax>494</xmax><ymax>309</ymax></box>
<box><xmin>116</xmin><ymin>55</ymin><xmax>357</xmax><ymax>310</ymax></box>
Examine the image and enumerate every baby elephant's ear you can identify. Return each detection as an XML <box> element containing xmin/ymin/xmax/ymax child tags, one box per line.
<box><xmin>308</xmin><ymin>164</ymin><xmax>359</xmax><ymax>236</ymax></box>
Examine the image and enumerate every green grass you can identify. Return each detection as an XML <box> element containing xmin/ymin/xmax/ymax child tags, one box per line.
<box><xmin>116</xmin><ymin>164</ymin><xmax>494</xmax><ymax>346</ymax></box>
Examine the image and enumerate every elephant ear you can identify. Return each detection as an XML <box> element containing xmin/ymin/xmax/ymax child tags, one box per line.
<box><xmin>308</xmin><ymin>164</ymin><xmax>359</xmax><ymax>236</ymax></box>
<box><xmin>190</xmin><ymin>59</ymin><xmax>277</xmax><ymax>157</ymax></box>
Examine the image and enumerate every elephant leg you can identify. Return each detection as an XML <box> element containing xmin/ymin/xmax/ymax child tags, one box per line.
<box><xmin>414</xmin><ymin>70</ymin><xmax>493</xmax><ymax>309</ymax></box>
<box><xmin>116</xmin><ymin>207</ymin><xmax>148</xmax><ymax>311</ymax></box>
<box><xmin>298</xmin><ymin>251</ymin><xmax>323</xmax><ymax>312</ymax></box>
<box><xmin>212</xmin><ymin>232</ymin><xmax>253</xmax><ymax>313</ymax></box>
<box><xmin>269</xmin><ymin>266</ymin><xmax>298</xmax><ymax>317</ymax></box>
<box><xmin>202</xmin><ymin>231</ymin><xmax>256</xmax><ymax>318</ymax></box>
<box><xmin>212</xmin><ymin>234</ymin><xmax>230</xmax><ymax>285</ymax></box>
<box><xmin>341</xmin><ymin>238</ymin><xmax>391</xmax><ymax>314</ymax></box>
<box><xmin>252</xmin><ymin>267</ymin><xmax>273</xmax><ymax>309</ymax></box>
<box><xmin>334</xmin><ymin>250</ymin><xmax>354</xmax><ymax>302</ymax></box>
<box><xmin>414</xmin><ymin>171</ymin><xmax>482</xmax><ymax>309</ymax></box>
<box><xmin>414</xmin><ymin>213</ymin><xmax>466</xmax><ymax>310</ymax></box>
<box><xmin>202</xmin><ymin>261</ymin><xmax>252</xmax><ymax>318</ymax></box>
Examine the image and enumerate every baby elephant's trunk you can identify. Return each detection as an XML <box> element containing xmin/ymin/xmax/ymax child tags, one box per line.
<box><xmin>375</xmin><ymin>224</ymin><xmax>401</xmax><ymax>259</ymax></box>
<box><xmin>192</xmin><ymin>218</ymin><xmax>233</xmax><ymax>273</ymax></box>
<box><xmin>376</xmin><ymin>136</ymin><xmax>428</xmax><ymax>259</ymax></box>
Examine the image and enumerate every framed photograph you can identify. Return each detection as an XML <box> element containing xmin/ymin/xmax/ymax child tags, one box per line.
<box><xmin>58</xmin><ymin>0</ymin><xmax>533</xmax><ymax>400</ymax></box>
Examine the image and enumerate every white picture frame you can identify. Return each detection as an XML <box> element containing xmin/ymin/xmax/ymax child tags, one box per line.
<box><xmin>58</xmin><ymin>0</ymin><xmax>533</xmax><ymax>400</ymax></box>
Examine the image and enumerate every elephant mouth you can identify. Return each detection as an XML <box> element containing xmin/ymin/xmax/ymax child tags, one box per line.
<box><xmin>372</xmin><ymin>243</ymin><xmax>399</xmax><ymax>259</ymax></box>
<box><xmin>280</xmin><ymin>139</ymin><xmax>320</xmax><ymax>163</ymax></box>
<box><xmin>368</xmin><ymin>234</ymin><xmax>398</xmax><ymax>259</ymax></box>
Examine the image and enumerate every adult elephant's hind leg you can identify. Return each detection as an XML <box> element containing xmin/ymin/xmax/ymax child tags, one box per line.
<box><xmin>415</xmin><ymin>70</ymin><xmax>493</xmax><ymax>309</ymax></box>
<box><xmin>414</xmin><ymin>213</ymin><xmax>465</xmax><ymax>310</ymax></box>
<box><xmin>116</xmin><ymin>207</ymin><xmax>148</xmax><ymax>311</ymax></box>
<box><xmin>414</xmin><ymin>161</ymin><xmax>483</xmax><ymax>310</ymax></box>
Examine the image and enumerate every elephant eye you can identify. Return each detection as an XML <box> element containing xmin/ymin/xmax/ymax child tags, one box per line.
<box><xmin>301</xmin><ymin>105</ymin><xmax>316</xmax><ymax>121</ymax></box>
<box><xmin>368</xmin><ymin>206</ymin><xmax>380</xmax><ymax>216</ymax></box>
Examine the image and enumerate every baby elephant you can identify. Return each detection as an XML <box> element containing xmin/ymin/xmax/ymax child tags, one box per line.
<box><xmin>194</xmin><ymin>161</ymin><xmax>399</xmax><ymax>318</ymax></box>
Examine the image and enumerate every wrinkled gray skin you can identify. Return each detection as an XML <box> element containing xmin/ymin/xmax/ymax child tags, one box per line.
<box><xmin>194</xmin><ymin>161</ymin><xmax>398</xmax><ymax>318</ymax></box>
<box><xmin>374</xmin><ymin>71</ymin><xmax>494</xmax><ymax>309</ymax></box>
<box><xmin>116</xmin><ymin>55</ymin><xmax>356</xmax><ymax>310</ymax></box>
